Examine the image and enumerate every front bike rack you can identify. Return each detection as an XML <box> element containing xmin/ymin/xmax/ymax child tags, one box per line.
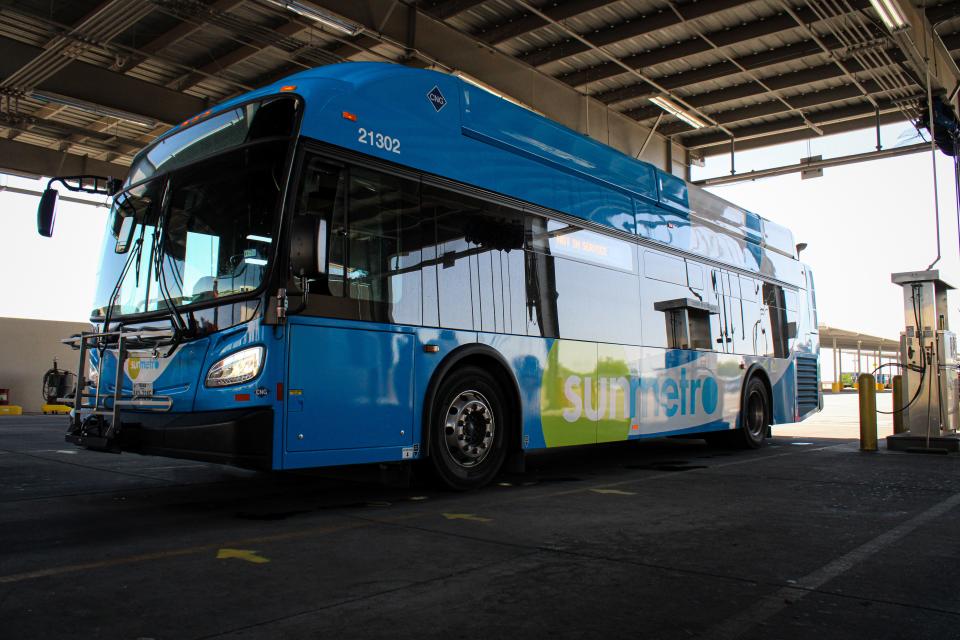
<box><xmin>60</xmin><ymin>328</ymin><xmax>176</xmax><ymax>450</ymax></box>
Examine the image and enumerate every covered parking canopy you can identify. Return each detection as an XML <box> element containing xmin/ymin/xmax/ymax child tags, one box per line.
<box><xmin>0</xmin><ymin>0</ymin><xmax>958</xmax><ymax>182</ymax></box>
<box><xmin>819</xmin><ymin>324</ymin><xmax>900</xmax><ymax>387</ymax></box>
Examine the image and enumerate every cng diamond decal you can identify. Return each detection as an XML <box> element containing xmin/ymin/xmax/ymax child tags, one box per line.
<box><xmin>426</xmin><ymin>85</ymin><xmax>447</xmax><ymax>112</ymax></box>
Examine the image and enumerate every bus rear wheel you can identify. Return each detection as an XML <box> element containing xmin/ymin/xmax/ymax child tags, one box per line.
<box><xmin>736</xmin><ymin>376</ymin><xmax>770</xmax><ymax>449</ymax></box>
<box><xmin>429</xmin><ymin>366</ymin><xmax>509</xmax><ymax>490</ymax></box>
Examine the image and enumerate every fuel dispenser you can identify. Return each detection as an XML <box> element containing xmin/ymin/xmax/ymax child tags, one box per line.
<box><xmin>887</xmin><ymin>270</ymin><xmax>960</xmax><ymax>451</ymax></box>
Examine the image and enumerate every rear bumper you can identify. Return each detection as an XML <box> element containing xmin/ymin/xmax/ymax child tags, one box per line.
<box><xmin>79</xmin><ymin>407</ymin><xmax>274</xmax><ymax>470</ymax></box>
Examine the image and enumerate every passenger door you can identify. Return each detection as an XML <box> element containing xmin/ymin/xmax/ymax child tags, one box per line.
<box><xmin>286</xmin><ymin>323</ymin><xmax>415</xmax><ymax>451</ymax></box>
<box><xmin>284</xmin><ymin>156</ymin><xmax>422</xmax><ymax>453</ymax></box>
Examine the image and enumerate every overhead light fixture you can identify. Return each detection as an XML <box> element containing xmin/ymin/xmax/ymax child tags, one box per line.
<box><xmin>264</xmin><ymin>0</ymin><xmax>363</xmax><ymax>36</ymax></box>
<box><xmin>30</xmin><ymin>91</ymin><xmax>158</xmax><ymax>128</ymax></box>
<box><xmin>869</xmin><ymin>0</ymin><xmax>908</xmax><ymax>31</ymax></box>
<box><xmin>649</xmin><ymin>96</ymin><xmax>707</xmax><ymax>130</ymax></box>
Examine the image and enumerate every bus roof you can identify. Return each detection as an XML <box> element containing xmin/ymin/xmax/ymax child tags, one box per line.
<box><xmin>159</xmin><ymin>62</ymin><xmax>801</xmax><ymax>284</ymax></box>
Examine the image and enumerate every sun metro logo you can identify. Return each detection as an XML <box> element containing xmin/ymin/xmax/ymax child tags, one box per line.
<box><xmin>539</xmin><ymin>342</ymin><xmax>724</xmax><ymax>447</ymax></box>
<box><xmin>126</xmin><ymin>357</ymin><xmax>141</xmax><ymax>380</ymax></box>
<box><xmin>123</xmin><ymin>354</ymin><xmax>164</xmax><ymax>383</ymax></box>
<box><xmin>560</xmin><ymin>367</ymin><xmax>720</xmax><ymax>422</ymax></box>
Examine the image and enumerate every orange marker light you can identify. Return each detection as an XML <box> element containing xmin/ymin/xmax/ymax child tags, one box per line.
<box><xmin>280</xmin><ymin>85</ymin><xmax>297</xmax><ymax>92</ymax></box>
<box><xmin>342</xmin><ymin>111</ymin><xmax>358</xmax><ymax>122</ymax></box>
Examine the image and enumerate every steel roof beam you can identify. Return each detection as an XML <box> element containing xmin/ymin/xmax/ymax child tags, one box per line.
<box><xmin>423</xmin><ymin>0</ymin><xmax>491</xmax><ymax>20</ymax></box>
<box><xmin>663</xmin><ymin>2</ymin><xmax>824</xmax><ymax>141</ymax></box>
<box><xmin>657</xmin><ymin>79</ymin><xmax>888</xmax><ymax>135</ymax></box>
<box><xmin>0</xmin><ymin>137</ymin><xmax>129</xmax><ymax>179</ymax></box>
<box><xmin>114</xmin><ymin>0</ymin><xmax>246</xmax><ymax>72</ymax></box>
<box><xmin>169</xmin><ymin>19</ymin><xmax>309</xmax><ymax>91</ymax></box>
<box><xmin>589</xmin><ymin>37</ymin><xmax>835</xmax><ymax>105</ymax></box>
<box><xmin>695</xmin><ymin>109</ymin><xmax>908</xmax><ymax>156</ymax></box>
<box><xmin>925</xmin><ymin>1</ymin><xmax>960</xmax><ymax>26</ymax></box>
<box><xmin>474</xmin><ymin>0</ymin><xmax>614</xmax><ymax>46</ymax></box>
<box><xmin>0</xmin><ymin>115</ymin><xmax>144</xmax><ymax>155</ymax></box>
<box><xmin>693</xmin><ymin>141</ymin><xmax>928</xmax><ymax>186</ymax></box>
<box><xmin>509</xmin><ymin>0</ymin><xmax>734</xmax><ymax>137</ymax></box>
<box><xmin>625</xmin><ymin>53</ymin><xmax>905</xmax><ymax>121</ymax></box>
<box><xmin>884</xmin><ymin>0</ymin><xmax>960</xmax><ymax>100</ymax></box>
<box><xmin>626</xmin><ymin>62</ymin><xmax>848</xmax><ymax>120</ymax></box>
<box><xmin>0</xmin><ymin>38</ymin><xmax>207</xmax><ymax>124</ymax></box>
<box><xmin>159</xmin><ymin>2</ymin><xmax>385</xmax><ymax>94</ymax></box>
<box><xmin>519</xmin><ymin>0</ymin><xmax>761</xmax><ymax>67</ymax></box>
<box><xmin>682</xmin><ymin>98</ymin><xmax>913</xmax><ymax>149</ymax></box>
<box><xmin>565</xmin><ymin>29</ymin><xmax>853</xmax><ymax>95</ymax></box>
<box><xmin>0</xmin><ymin>0</ymin><xmax>154</xmax><ymax>92</ymax></box>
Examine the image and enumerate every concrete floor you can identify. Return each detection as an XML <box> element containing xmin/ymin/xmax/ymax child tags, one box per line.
<box><xmin>2</xmin><ymin>394</ymin><xmax>959</xmax><ymax>639</ymax></box>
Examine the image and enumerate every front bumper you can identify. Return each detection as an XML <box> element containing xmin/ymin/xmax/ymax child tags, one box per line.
<box><xmin>67</xmin><ymin>407</ymin><xmax>273</xmax><ymax>470</ymax></box>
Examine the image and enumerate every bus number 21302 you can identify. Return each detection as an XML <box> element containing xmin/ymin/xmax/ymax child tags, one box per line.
<box><xmin>357</xmin><ymin>127</ymin><xmax>401</xmax><ymax>154</ymax></box>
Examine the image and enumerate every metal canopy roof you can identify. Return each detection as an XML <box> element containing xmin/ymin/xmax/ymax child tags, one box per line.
<box><xmin>0</xmin><ymin>0</ymin><xmax>957</xmax><ymax>179</ymax></box>
<box><xmin>818</xmin><ymin>325</ymin><xmax>899</xmax><ymax>353</ymax></box>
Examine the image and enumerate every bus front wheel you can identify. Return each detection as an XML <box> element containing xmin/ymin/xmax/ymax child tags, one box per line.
<box><xmin>736</xmin><ymin>376</ymin><xmax>770</xmax><ymax>449</ymax></box>
<box><xmin>429</xmin><ymin>366</ymin><xmax>509</xmax><ymax>490</ymax></box>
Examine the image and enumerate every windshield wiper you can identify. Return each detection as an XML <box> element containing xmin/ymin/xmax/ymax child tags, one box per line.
<box><xmin>150</xmin><ymin>183</ymin><xmax>189</xmax><ymax>353</ymax></box>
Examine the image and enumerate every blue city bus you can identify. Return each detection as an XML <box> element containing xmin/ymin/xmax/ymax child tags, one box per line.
<box><xmin>38</xmin><ymin>62</ymin><xmax>821</xmax><ymax>489</ymax></box>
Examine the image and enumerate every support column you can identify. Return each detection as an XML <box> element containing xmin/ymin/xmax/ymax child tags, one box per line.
<box><xmin>857</xmin><ymin>340</ymin><xmax>862</xmax><ymax>377</ymax></box>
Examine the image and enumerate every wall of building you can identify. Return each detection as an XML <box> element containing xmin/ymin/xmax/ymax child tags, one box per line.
<box><xmin>0</xmin><ymin>317</ymin><xmax>89</xmax><ymax>413</ymax></box>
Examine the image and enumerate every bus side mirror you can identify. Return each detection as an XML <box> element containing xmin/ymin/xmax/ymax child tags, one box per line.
<box><xmin>289</xmin><ymin>216</ymin><xmax>327</xmax><ymax>279</ymax></box>
<box><xmin>37</xmin><ymin>188</ymin><xmax>59</xmax><ymax>237</ymax></box>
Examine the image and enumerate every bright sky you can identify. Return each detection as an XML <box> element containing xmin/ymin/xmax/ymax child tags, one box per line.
<box><xmin>695</xmin><ymin>122</ymin><xmax>959</xmax><ymax>343</ymax></box>
<box><xmin>1</xmin><ymin>122</ymin><xmax>957</xmax><ymax>354</ymax></box>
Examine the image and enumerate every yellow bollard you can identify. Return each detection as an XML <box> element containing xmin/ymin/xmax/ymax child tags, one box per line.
<box><xmin>858</xmin><ymin>373</ymin><xmax>877</xmax><ymax>451</ymax></box>
<box><xmin>831</xmin><ymin>382</ymin><xmax>842</xmax><ymax>393</ymax></box>
<box><xmin>892</xmin><ymin>375</ymin><xmax>905</xmax><ymax>434</ymax></box>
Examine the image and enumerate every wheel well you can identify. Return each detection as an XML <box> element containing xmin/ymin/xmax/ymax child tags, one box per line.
<box><xmin>422</xmin><ymin>347</ymin><xmax>523</xmax><ymax>456</ymax></box>
<box><xmin>743</xmin><ymin>365</ymin><xmax>773</xmax><ymax>424</ymax></box>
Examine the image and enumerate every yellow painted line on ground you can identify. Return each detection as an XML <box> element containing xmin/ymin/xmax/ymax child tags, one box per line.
<box><xmin>590</xmin><ymin>488</ymin><xmax>636</xmax><ymax>495</ymax></box>
<box><xmin>443</xmin><ymin>513</ymin><xmax>492</xmax><ymax>523</ymax></box>
<box><xmin>216</xmin><ymin>548</ymin><xmax>270</xmax><ymax>564</ymax></box>
<box><xmin>0</xmin><ymin>444</ymin><xmax>849</xmax><ymax>587</ymax></box>
<box><xmin>0</xmin><ymin>520</ymin><xmax>365</xmax><ymax>585</ymax></box>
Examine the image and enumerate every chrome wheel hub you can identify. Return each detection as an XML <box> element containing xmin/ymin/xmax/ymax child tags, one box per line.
<box><xmin>443</xmin><ymin>390</ymin><xmax>495</xmax><ymax>468</ymax></box>
<box><xmin>746</xmin><ymin>389</ymin><xmax>766</xmax><ymax>437</ymax></box>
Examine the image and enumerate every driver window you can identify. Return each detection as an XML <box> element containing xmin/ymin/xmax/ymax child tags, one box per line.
<box><xmin>291</xmin><ymin>155</ymin><xmax>424</xmax><ymax>325</ymax></box>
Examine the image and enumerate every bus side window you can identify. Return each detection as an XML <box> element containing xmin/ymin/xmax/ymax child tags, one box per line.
<box><xmin>424</xmin><ymin>186</ymin><xmax>522</xmax><ymax>332</ymax></box>
<box><xmin>525</xmin><ymin>212</ymin><xmax>640</xmax><ymax>343</ymax></box>
<box><xmin>290</xmin><ymin>157</ymin><xmax>425</xmax><ymax>325</ymax></box>
<box><xmin>762</xmin><ymin>283</ymin><xmax>794</xmax><ymax>358</ymax></box>
<box><xmin>345</xmin><ymin>167</ymin><xmax>422</xmax><ymax>324</ymax></box>
<box><xmin>738</xmin><ymin>275</ymin><xmax>763</xmax><ymax>356</ymax></box>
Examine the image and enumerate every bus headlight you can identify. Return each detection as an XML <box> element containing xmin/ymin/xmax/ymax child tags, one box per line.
<box><xmin>205</xmin><ymin>347</ymin><xmax>264</xmax><ymax>387</ymax></box>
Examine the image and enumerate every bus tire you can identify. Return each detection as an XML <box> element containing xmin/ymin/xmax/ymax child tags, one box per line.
<box><xmin>429</xmin><ymin>366</ymin><xmax>509</xmax><ymax>490</ymax></box>
<box><xmin>735</xmin><ymin>375</ymin><xmax>770</xmax><ymax>449</ymax></box>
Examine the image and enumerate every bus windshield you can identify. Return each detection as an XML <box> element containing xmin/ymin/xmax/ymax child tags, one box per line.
<box><xmin>91</xmin><ymin>140</ymin><xmax>288</xmax><ymax>318</ymax></box>
<box><xmin>90</xmin><ymin>96</ymin><xmax>299</xmax><ymax>319</ymax></box>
